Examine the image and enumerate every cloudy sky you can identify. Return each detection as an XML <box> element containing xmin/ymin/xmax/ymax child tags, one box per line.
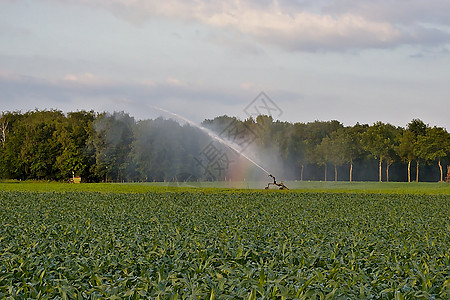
<box><xmin>1</xmin><ymin>0</ymin><xmax>449</xmax><ymax>129</ymax></box>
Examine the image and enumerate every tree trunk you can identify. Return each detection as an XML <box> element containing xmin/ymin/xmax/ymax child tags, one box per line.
<box><xmin>447</xmin><ymin>165</ymin><xmax>450</xmax><ymax>182</ymax></box>
<box><xmin>334</xmin><ymin>164</ymin><xmax>338</xmax><ymax>181</ymax></box>
<box><xmin>349</xmin><ymin>161</ymin><xmax>353</xmax><ymax>182</ymax></box>
<box><xmin>324</xmin><ymin>164</ymin><xmax>327</xmax><ymax>182</ymax></box>
<box><xmin>379</xmin><ymin>158</ymin><xmax>382</xmax><ymax>182</ymax></box>
<box><xmin>438</xmin><ymin>160</ymin><xmax>443</xmax><ymax>182</ymax></box>
<box><xmin>416</xmin><ymin>161</ymin><xmax>419</xmax><ymax>182</ymax></box>
<box><xmin>0</xmin><ymin>120</ymin><xmax>7</xmax><ymax>147</ymax></box>
<box><xmin>300</xmin><ymin>164</ymin><xmax>304</xmax><ymax>181</ymax></box>
<box><xmin>386</xmin><ymin>162</ymin><xmax>392</xmax><ymax>182</ymax></box>
<box><xmin>407</xmin><ymin>160</ymin><xmax>411</xmax><ymax>183</ymax></box>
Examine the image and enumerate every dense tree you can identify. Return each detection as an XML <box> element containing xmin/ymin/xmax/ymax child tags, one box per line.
<box><xmin>324</xmin><ymin>127</ymin><xmax>362</xmax><ymax>182</ymax></box>
<box><xmin>362</xmin><ymin>122</ymin><xmax>399</xmax><ymax>182</ymax></box>
<box><xmin>285</xmin><ymin>123</ymin><xmax>308</xmax><ymax>181</ymax></box>
<box><xmin>408</xmin><ymin>119</ymin><xmax>428</xmax><ymax>182</ymax></box>
<box><xmin>0</xmin><ymin>113</ymin><xmax>8</xmax><ymax>147</ymax></box>
<box><xmin>303</xmin><ymin>120</ymin><xmax>343</xmax><ymax>181</ymax></box>
<box><xmin>0</xmin><ymin>110</ymin><xmax>448</xmax><ymax>183</ymax></box>
<box><xmin>130</xmin><ymin>118</ymin><xmax>208</xmax><ymax>181</ymax></box>
<box><xmin>88</xmin><ymin>112</ymin><xmax>135</xmax><ymax>182</ymax></box>
<box><xmin>0</xmin><ymin>111</ymin><xmax>24</xmax><ymax>178</ymax></box>
<box><xmin>384</xmin><ymin>127</ymin><xmax>400</xmax><ymax>182</ymax></box>
<box><xmin>397</xmin><ymin>129</ymin><xmax>416</xmax><ymax>182</ymax></box>
<box><xmin>55</xmin><ymin>111</ymin><xmax>96</xmax><ymax>180</ymax></box>
<box><xmin>346</xmin><ymin>124</ymin><xmax>366</xmax><ymax>182</ymax></box>
<box><xmin>315</xmin><ymin>139</ymin><xmax>330</xmax><ymax>181</ymax></box>
<box><xmin>13</xmin><ymin>110</ymin><xmax>66</xmax><ymax>179</ymax></box>
<box><xmin>416</xmin><ymin>126</ymin><xmax>450</xmax><ymax>182</ymax></box>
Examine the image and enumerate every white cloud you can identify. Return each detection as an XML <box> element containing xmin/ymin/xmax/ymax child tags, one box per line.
<box><xmin>52</xmin><ymin>0</ymin><xmax>450</xmax><ymax>51</ymax></box>
<box><xmin>0</xmin><ymin>71</ymin><xmax>22</xmax><ymax>82</ymax></box>
<box><xmin>63</xmin><ymin>72</ymin><xmax>103</xmax><ymax>84</ymax></box>
<box><xmin>211</xmin><ymin>10</ymin><xmax>402</xmax><ymax>50</ymax></box>
<box><xmin>240</xmin><ymin>82</ymin><xmax>267</xmax><ymax>92</ymax></box>
<box><xmin>322</xmin><ymin>0</ymin><xmax>450</xmax><ymax>26</ymax></box>
<box><xmin>165</xmin><ymin>77</ymin><xmax>188</xmax><ymax>87</ymax></box>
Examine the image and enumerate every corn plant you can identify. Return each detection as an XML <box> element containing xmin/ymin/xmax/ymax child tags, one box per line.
<box><xmin>0</xmin><ymin>191</ymin><xmax>448</xmax><ymax>298</ymax></box>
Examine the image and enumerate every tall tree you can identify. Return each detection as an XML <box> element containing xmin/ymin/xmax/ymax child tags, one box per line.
<box><xmin>1</xmin><ymin>109</ymin><xmax>448</xmax><ymax>183</ymax></box>
<box><xmin>347</xmin><ymin>124</ymin><xmax>367</xmax><ymax>182</ymax></box>
<box><xmin>320</xmin><ymin>133</ymin><xmax>346</xmax><ymax>181</ymax></box>
<box><xmin>12</xmin><ymin>110</ymin><xmax>66</xmax><ymax>179</ymax></box>
<box><xmin>0</xmin><ymin>112</ymin><xmax>23</xmax><ymax>178</ymax></box>
<box><xmin>362</xmin><ymin>122</ymin><xmax>398</xmax><ymax>182</ymax></box>
<box><xmin>89</xmin><ymin>112</ymin><xmax>135</xmax><ymax>182</ymax></box>
<box><xmin>416</xmin><ymin>126</ymin><xmax>450</xmax><ymax>182</ymax></box>
<box><xmin>0</xmin><ymin>114</ymin><xmax>8</xmax><ymax>147</ymax></box>
<box><xmin>384</xmin><ymin>126</ymin><xmax>400</xmax><ymax>182</ymax></box>
<box><xmin>304</xmin><ymin>120</ymin><xmax>343</xmax><ymax>181</ymax></box>
<box><xmin>55</xmin><ymin>111</ymin><xmax>96</xmax><ymax>181</ymax></box>
<box><xmin>397</xmin><ymin>129</ymin><xmax>416</xmax><ymax>182</ymax></box>
<box><xmin>315</xmin><ymin>138</ymin><xmax>330</xmax><ymax>181</ymax></box>
<box><xmin>408</xmin><ymin>119</ymin><xmax>427</xmax><ymax>182</ymax></box>
<box><xmin>286</xmin><ymin>123</ymin><xmax>308</xmax><ymax>181</ymax></box>
<box><xmin>327</xmin><ymin>127</ymin><xmax>364</xmax><ymax>182</ymax></box>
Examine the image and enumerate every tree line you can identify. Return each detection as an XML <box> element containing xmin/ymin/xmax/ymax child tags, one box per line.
<box><xmin>0</xmin><ymin>110</ymin><xmax>449</xmax><ymax>182</ymax></box>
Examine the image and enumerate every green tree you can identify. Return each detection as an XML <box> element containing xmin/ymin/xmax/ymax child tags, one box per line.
<box><xmin>0</xmin><ymin>112</ymin><xmax>23</xmax><ymax>178</ymax></box>
<box><xmin>0</xmin><ymin>113</ymin><xmax>8</xmax><ymax>147</ymax></box>
<box><xmin>346</xmin><ymin>123</ymin><xmax>367</xmax><ymax>182</ymax></box>
<box><xmin>408</xmin><ymin>119</ymin><xmax>427</xmax><ymax>182</ymax></box>
<box><xmin>286</xmin><ymin>123</ymin><xmax>308</xmax><ymax>181</ymax></box>
<box><xmin>315</xmin><ymin>138</ymin><xmax>330</xmax><ymax>181</ymax></box>
<box><xmin>130</xmin><ymin>118</ymin><xmax>211</xmax><ymax>181</ymax></box>
<box><xmin>384</xmin><ymin>128</ymin><xmax>400</xmax><ymax>182</ymax></box>
<box><xmin>325</xmin><ymin>127</ymin><xmax>364</xmax><ymax>182</ymax></box>
<box><xmin>319</xmin><ymin>134</ymin><xmax>344</xmax><ymax>181</ymax></box>
<box><xmin>55</xmin><ymin>111</ymin><xmax>96</xmax><ymax>181</ymax></box>
<box><xmin>416</xmin><ymin>126</ymin><xmax>449</xmax><ymax>182</ymax></box>
<box><xmin>362</xmin><ymin>122</ymin><xmax>398</xmax><ymax>182</ymax></box>
<box><xmin>304</xmin><ymin>120</ymin><xmax>343</xmax><ymax>181</ymax></box>
<box><xmin>202</xmin><ymin>115</ymin><xmax>239</xmax><ymax>134</ymax></box>
<box><xmin>89</xmin><ymin>112</ymin><xmax>135</xmax><ymax>182</ymax></box>
<box><xmin>7</xmin><ymin>110</ymin><xmax>66</xmax><ymax>180</ymax></box>
<box><xmin>397</xmin><ymin>129</ymin><xmax>417</xmax><ymax>182</ymax></box>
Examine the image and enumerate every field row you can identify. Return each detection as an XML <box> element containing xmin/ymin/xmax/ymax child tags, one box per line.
<box><xmin>0</xmin><ymin>191</ymin><xmax>449</xmax><ymax>298</ymax></box>
<box><xmin>1</xmin><ymin>181</ymin><xmax>450</xmax><ymax>195</ymax></box>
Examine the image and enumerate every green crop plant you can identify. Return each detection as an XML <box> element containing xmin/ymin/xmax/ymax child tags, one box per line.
<box><xmin>0</xmin><ymin>191</ymin><xmax>448</xmax><ymax>298</ymax></box>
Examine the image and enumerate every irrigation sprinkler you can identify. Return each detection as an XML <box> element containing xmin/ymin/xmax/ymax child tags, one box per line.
<box><xmin>265</xmin><ymin>174</ymin><xmax>289</xmax><ymax>190</ymax></box>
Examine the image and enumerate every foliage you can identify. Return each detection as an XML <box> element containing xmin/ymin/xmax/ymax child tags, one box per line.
<box><xmin>129</xmin><ymin>118</ymin><xmax>209</xmax><ymax>182</ymax></box>
<box><xmin>0</xmin><ymin>110</ymin><xmax>96</xmax><ymax>181</ymax></box>
<box><xmin>0</xmin><ymin>110</ymin><xmax>449</xmax><ymax>182</ymax></box>
<box><xmin>88</xmin><ymin>112</ymin><xmax>135</xmax><ymax>182</ymax></box>
<box><xmin>55</xmin><ymin>111</ymin><xmax>96</xmax><ymax>180</ymax></box>
<box><xmin>0</xmin><ymin>191</ymin><xmax>448</xmax><ymax>298</ymax></box>
<box><xmin>362</xmin><ymin>122</ymin><xmax>400</xmax><ymax>182</ymax></box>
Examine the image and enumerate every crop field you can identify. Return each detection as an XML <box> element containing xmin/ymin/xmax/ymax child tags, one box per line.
<box><xmin>1</xmin><ymin>181</ymin><xmax>449</xmax><ymax>195</ymax></box>
<box><xmin>0</xmin><ymin>190</ymin><xmax>449</xmax><ymax>299</ymax></box>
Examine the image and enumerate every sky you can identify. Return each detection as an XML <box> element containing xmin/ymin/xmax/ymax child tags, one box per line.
<box><xmin>1</xmin><ymin>0</ymin><xmax>449</xmax><ymax>129</ymax></box>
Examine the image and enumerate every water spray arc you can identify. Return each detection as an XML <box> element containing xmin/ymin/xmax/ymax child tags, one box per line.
<box><xmin>150</xmin><ymin>106</ymin><xmax>271</xmax><ymax>177</ymax></box>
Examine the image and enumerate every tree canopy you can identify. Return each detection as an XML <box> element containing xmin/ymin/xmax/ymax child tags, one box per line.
<box><xmin>0</xmin><ymin>110</ymin><xmax>448</xmax><ymax>182</ymax></box>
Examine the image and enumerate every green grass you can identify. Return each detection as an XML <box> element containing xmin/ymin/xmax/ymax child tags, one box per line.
<box><xmin>1</xmin><ymin>191</ymin><xmax>449</xmax><ymax>298</ymax></box>
<box><xmin>0</xmin><ymin>180</ymin><xmax>449</xmax><ymax>194</ymax></box>
<box><xmin>286</xmin><ymin>181</ymin><xmax>450</xmax><ymax>195</ymax></box>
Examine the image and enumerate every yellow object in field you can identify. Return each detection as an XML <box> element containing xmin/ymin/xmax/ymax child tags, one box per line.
<box><xmin>73</xmin><ymin>176</ymin><xmax>81</xmax><ymax>184</ymax></box>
